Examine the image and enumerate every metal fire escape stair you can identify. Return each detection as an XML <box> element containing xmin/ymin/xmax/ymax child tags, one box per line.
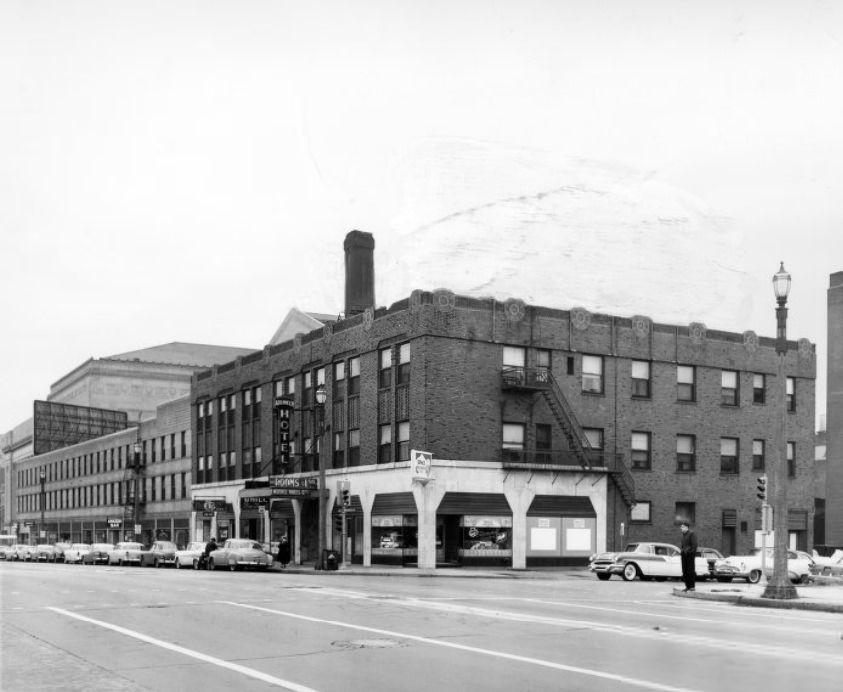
<box><xmin>502</xmin><ymin>366</ymin><xmax>635</xmax><ymax>508</ymax></box>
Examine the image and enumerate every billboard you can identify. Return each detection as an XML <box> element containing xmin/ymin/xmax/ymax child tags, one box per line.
<box><xmin>33</xmin><ymin>400</ymin><xmax>130</xmax><ymax>455</ymax></box>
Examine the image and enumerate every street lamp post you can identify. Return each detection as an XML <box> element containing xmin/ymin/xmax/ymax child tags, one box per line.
<box><xmin>133</xmin><ymin>442</ymin><xmax>142</xmax><ymax>541</ymax></box>
<box><xmin>762</xmin><ymin>262</ymin><xmax>798</xmax><ymax>600</ymax></box>
<box><xmin>39</xmin><ymin>469</ymin><xmax>46</xmax><ymax>543</ymax></box>
<box><xmin>314</xmin><ymin>385</ymin><xmax>327</xmax><ymax>569</ymax></box>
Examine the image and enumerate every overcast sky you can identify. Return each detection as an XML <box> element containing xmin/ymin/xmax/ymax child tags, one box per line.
<box><xmin>2</xmin><ymin>0</ymin><xmax>841</xmax><ymax>433</ymax></box>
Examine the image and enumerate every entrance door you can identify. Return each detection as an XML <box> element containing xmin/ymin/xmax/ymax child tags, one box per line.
<box><xmin>442</xmin><ymin>516</ymin><xmax>461</xmax><ymax>565</ymax></box>
<box><xmin>721</xmin><ymin>527</ymin><xmax>736</xmax><ymax>556</ymax></box>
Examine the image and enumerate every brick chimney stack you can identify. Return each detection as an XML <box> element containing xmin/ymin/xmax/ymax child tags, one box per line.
<box><xmin>344</xmin><ymin>230</ymin><xmax>375</xmax><ymax>317</ymax></box>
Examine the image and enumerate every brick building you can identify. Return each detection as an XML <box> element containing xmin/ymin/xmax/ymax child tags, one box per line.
<box><xmin>190</xmin><ymin>231</ymin><xmax>816</xmax><ymax>568</ymax></box>
<box><xmin>13</xmin><ymin>396</ymin><xmax>192</xmax><ymax>547</ymax></box>
<box><xmin>826</xmin><ymin>271</ymin><xmax>843</xmax><ymax>547</ymax></box>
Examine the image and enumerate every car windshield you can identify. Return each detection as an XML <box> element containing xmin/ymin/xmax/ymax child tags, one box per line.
<box><xmin>118</xmin><ymin>543</ymin><xmax>144</xmax><ymax>550</ymax></box>
<box><xmin>186</xmin><ymin>542</ymin><xmax>205</xmax><ymax>551</ymax></box>
<box><xmin>71</xmin><ymin>544</ymin><xmax>90</xmax><ymax>550</ymax></box>
<box><xmin>92</xmin><ymin>544</ymin><xmax>113</xmax><ymax>550</ymax></box>
<box><xmin>156</xmin><ymin>542</ymin><xmax>177</xmax><ymax>551</ymax></box>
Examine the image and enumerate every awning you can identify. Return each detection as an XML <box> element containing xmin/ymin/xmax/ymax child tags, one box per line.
<box><xmin>527</xmin><ymin>495</ymin><xmax>596</xmax><ymax>518</ymax></box>
<box><xmin>437</xmin><ymin>492</ymin><xmax>511</xmax><ymax>515</ymax></box>
<box><xmin>372</xmin><ymin>492</ymin><xmax>417</xmax><ymax>515</ymax></box>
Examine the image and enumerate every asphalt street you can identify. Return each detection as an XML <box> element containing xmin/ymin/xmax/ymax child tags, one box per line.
<box><xmin>2</xmin><ymin>561</ymin><xmax>842</xmax><ymax>692</ymax></box>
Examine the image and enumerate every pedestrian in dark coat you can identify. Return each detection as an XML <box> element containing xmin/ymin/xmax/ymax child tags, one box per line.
<box><xmin>679</xmin><ymin>522</ymin><xmax>697</xmax><ymax>591</ymax></box>
<box><xmin>277</xmin><ymin>536</ymin><xmax>291</xmax><ymax>568</ymax></box>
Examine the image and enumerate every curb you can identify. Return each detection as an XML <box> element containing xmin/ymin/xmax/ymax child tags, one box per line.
<box><xmin>672</xmin><ymin>589</ymin><xmax>843</xmax><ymax>613</ymax></box>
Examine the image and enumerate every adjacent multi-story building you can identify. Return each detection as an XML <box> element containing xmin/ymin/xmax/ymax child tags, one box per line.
<box><xmin>826</xmin><ymin>271</ymin><xmax>843</xmax><ymax>547</ymax></box>
<box><xmin>190</xmin><ymin>231</ymin><xmax>817</xmax><ymax>568</ymax></box>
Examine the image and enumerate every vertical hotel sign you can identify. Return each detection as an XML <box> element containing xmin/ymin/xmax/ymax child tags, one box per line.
<box><xmin>275</xmin><ymin>394</ymin><xmax>293</xmax><ymax>466</ymax></box>
<box><xmin>411</xmin><ymin>449</ymin><xmax>432</xmax><ymax>483</ymax></box>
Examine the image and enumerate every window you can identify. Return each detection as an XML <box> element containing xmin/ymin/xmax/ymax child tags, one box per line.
<box><xmin>677</xmin><ymin>365</ymin><xmax>695</xmax><ymax>402</ymax></box>
<box><xmin>787</xmin><ymin>441</ymin><xmax>795</xmax><ymax>477</ymax></box>
<box><xmin>379</xmin><ymin>348</ymin><xmax>392</xmax><ymax>388</ymax></box>
<box><xmin>378</xmin><ymin>424</ymin><xmax>392</xmax><ymax>464</ymax></box>
<box><xmin>503</xmin><ymin>346</ymin><xmax>526</xmax><ymax>384</ymax></box>
<box><xmin>286</xmin><ymin>375</ymin><xmax>296</xmax><ymax>396</ymax></box>
<box><xmin>303</xmin><ymin>371</ymin><xmax>312</xmax><ymax>407</ymax></box>
<box><xmin>676</xmin><ymin>435</ymin><xmax>696</xmax><ymax>472</ymax></box>
<box><xmin>582</xmin><ymin>355</ymin><xmax>603</xmax><ymax>394</ymax></box>
<box><xmin>721</xmin><ymin>370</ymin><xmax>739</xmax><ymax>406</ymax></box>
<box><xmin>333</xmin><ymin>433</ymin><xmax>345</xmax><ymax>468</ymax></box>
<box><xmin>335</xmin><ymin>361</ymin><xmax>345</xmax><ymax>381</ymax></box>
<box><xmin>397</xmin><ymin>342</ymin><xmax>411</xmax><ymax>385</ymax></box>
<box><xmin>334</xmin><ymin>361</ymin><xmax>346</xmax><ymax>397</ymax></box>
<box><xmin>752</xmin><ymin>439</ymin><xmax>765</xmax><ymax>471</ymax></box>
<box><xmin>503</xmin><ymin>423</ymin><xmax>525</xmax><ymax>462</ymax></box>
<box><xmin>631</xmin><ymin>360</ymin><xmax>651</xmax><ymax>398</ymax></box>
<box><xmin>396</xmin><ymin>421</ymin><xmax>410</xmax><ymax>461</ymax></box>
<box><xmin>631</xmin><ymin>501</ymin><xmax>652</xmax><ymax>523</ymax></box>
<box><xmin>675</xmin><ymin>502</ymin><xmax>695</xmax><ymax>527</ymax></box>
<box><xmin>720</xmin><ymin>438</ymin><xmax>739</xmax><ymax>475</ymax></box>
<box><xmin>753</xmin><ymin>373</ymin><xmax>766</xmax><ymax>404</ymax></box>
<box><xmin>786</xmin><ymin>377</ymin><xmax>795</xmax><ymax>412</ymax></box>
<box><xmin>536</xmin><ymin>349</ymin><xmax>551</xmax><ymax>382</ymax></box>
<box><xmin>631</xmin><ymin>432</ymin><xmax>651</xmax><ymax>470</ymax></box>
<box><xmin>348</xmin><ymin>357</ymin><xmax>360</xmax><ymax>396</ymax></box>
<box><xmin>536</xmin><ymin>423</ymin><xmax>552</xmax><ymax>462</ymax></box>
<box><xmin>348</xmin><ymin>429</ymin><xmax>360</xmax><ymax>467</ymax></box>
<box><xmin>583</xmin><ymin>428</ymin><xmax>603</xmax><ymax>450</ymax></box>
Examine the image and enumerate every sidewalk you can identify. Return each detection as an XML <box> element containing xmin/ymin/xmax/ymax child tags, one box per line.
<box><xmin>671</xmin><ymin>577</ymin><xmax>843</xmax><ymax>613</ymax></box>
<box><xmin>273</xmin><ymin>562</ymin><xmax>843</xmax><ymax>613</ymax></box>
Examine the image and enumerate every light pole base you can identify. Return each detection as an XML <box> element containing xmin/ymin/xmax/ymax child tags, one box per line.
<box><xmin>761</xmin><ymin>583</ymin><xmax>799</xmax><ymax>600</ymax></box>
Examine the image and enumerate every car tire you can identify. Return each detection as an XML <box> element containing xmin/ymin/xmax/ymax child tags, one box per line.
<box><xmin>748</xmin><ymin>569</ymin><xmax>762</xmax><ymax>584</ymax></box>
<box><xmin>622</xmin><ymin>563</ymin><xmax>640</xmax><ymax>581</ymax></box>
<box><xmin>154</xmin><ymin>559</ymin><xmax>160</xmax><ymax>568</ymax></box>
<box><xmin>596</xmin><ymin>573</ymin><xmax>611</xmax><ymax>581</ymax></box>
<box><xmin>193</xmin><ymin>559</ymin><xmax>199</xmax><ymax>570</ymax></box>
<box><xmin>175</xmin><ymin>560</ymin><xmax>181</xmax><ymax>569</ymax></box>
<box><xmin>229</xmin><ymin>561</ymin><xmax>237</xmax><ymax>572</ymax></box>
<box><xmin>118</xmin><ymin>559</ymin><xmax>124</xmax><ymax>567</ymax></box>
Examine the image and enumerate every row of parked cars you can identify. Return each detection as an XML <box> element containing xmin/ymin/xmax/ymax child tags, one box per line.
<box><xmin>588</xmin><ymin>541</ymin><xmax>843</xmax><ymax>583</ymax></box>
<box><xmin>1</xmin><ymin>539</ymin><xmax>275</xmax><ymax>571</ymax></box>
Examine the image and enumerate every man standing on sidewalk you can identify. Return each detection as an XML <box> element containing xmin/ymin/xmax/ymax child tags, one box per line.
<box><xmin>679</xmin><ymin>522</ymin><xmax>697</xmax><ymax>592</ymax></box>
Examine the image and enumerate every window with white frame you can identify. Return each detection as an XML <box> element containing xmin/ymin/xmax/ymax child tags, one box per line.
<box><xmin>397</xmin><ymin>343</ymin><xmax>411</xmax><ymax>385</ymax></box>
<box><xmin>631</xmin><ymin>501</ymin><xmax>652</xmax><ymax>523</ymax></box>
<box><xmin>349</xmin><ymin>429</ymin><xmax>360</xmax><ymax>466</ymax></box>
<box><xmin>379</xmin><ymin>348</ymin><xmax>392</xmax><ymax>389</ymax></box>
<box><xmin>787</xmin><ymin>441</ymin><xmax>795</xmax><ymax>477</ymax></box>
<box><xmin>378</xmin><ymin>424</ymin><xmax>392</xmax><ymax>464</ymax></box>
<box><xmin>786</xmin><ymin>377</ymin><xmax>795</xmax><ymax>411</ymax></box>
<box><xmin>348</xmin><ymin>357</ymin><xmax>360</xmax><ymax>396</ymax></box>
<box><xmin>503</xmin><ymin>423</ymin><xmax>525</xmax><ymax>462</ymax></box>
<box><xmin>396</xmin><ymin>421</ymin><xmax>410</xmax><ymax>461</ymax></box>
<box><xmin>582</xmin><ymin>355</ymin><xmax>604</xmax><ymax>394</ymax></box>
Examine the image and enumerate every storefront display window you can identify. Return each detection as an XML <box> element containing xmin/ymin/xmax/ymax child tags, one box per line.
<box><xmin>460</xmin><ymin>516</ymin><xmax>512</xmax><ymax>557</ymax></box>
<box><xmin>371</xmin><ymin>515</ymin><xmax>418</xmax><ymax>557</ymax></box>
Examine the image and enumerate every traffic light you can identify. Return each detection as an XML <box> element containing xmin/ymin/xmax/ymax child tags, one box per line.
<box><xmin>338</xmin><ymin>480</ymin><xmax>351</xmax><ymax>507</ymax></box>
<box><xmin>334</xmin><ymin>515</ymin><xmax>344</xmax><ymax>533</ymax></box>
<box><xmin>756</xmin><ymin>475</ymin><xmax>767</xmax><ymax>502</ymax></box>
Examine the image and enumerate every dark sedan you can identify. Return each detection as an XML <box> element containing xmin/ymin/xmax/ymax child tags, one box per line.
<box><xmin>82</xmin><ymin>543</ymin><xmax>114</xmax><ymax>565</ymax></box>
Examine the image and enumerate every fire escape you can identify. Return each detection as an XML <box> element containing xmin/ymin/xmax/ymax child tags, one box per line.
<box><xmin>121</xmin><ymin>442</ymin><xmax>145</xmax><ymax>537</ymax></box>
<box><xmin>501</xmin><ymin>366</ymin><xmax>635</xmax><ymax>508</ymax></box>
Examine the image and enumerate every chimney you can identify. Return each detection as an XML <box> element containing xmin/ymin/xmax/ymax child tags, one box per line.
<box><xmin>344</xmin><ymin>230</ymin><xmax>375</xmax><ymax>317</ymax></box>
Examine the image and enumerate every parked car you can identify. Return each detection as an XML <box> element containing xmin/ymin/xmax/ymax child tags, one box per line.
<box><xmin>52</xmin><ymin>542</ymin><xmax>72</xmax><ymax>563</ymax></box>
<box><xmin>714</xmin><ymin>548</ymin><xmax>811</xmax><ymax>584</ymax></box>
<box><xmin>107</xmin><ymin>542</ymin><xmax>148</xmax><ymax>566</ymax></box>
<box><xmin>143</xmin><ymin>541</ymin><xmax>178</xmax><ymax>568</ymax></box>
<box><xmin>173</xmin><ymin>541</ymin><xmax>206</xmax><ymax>569</ymax></box>
<box><xmin>206</xmin><ymin>538</ymin><xmax>273</xmax><ymax>571</ymax></box>
<box><xmin>810</xmin><ymin>549</ymin><xmax>843</xmax><ymax>575</ymax></box>
<box><xmin>63</xmin><ymin>543</ymin><xmax>92</xmax><ymax>564</ymax></box>
<box><xmin>33</xmin><ymin>544</ymin><xmax>58</xmax><ymax>562</ymax></box>
<box><xmin>82</xmin><ymin>543</ymin><xmax>114</xmax><ymax>565</ymax></box>
<box><xmin>814</xmin><ymin>553</ymin><xmax>843</xmax><ymax>577</ymax></box>
<box><xmin>589</xmin><ymin>542</ymin><xmax>717</xmax><ymax>582</ymax></box>
<box><xmin>8</xmin><ymin>544</ymin><xmax>35</xmax><ymax>561</ymax></box>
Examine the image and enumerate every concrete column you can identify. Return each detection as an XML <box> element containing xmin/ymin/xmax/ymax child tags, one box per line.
<box><xmin>361</xmin><ymin>490</ymin><xmax>375</xmax><ymax>567</ymax></box>
<box><xmin>292</xmin><ymin>499</ymin><xmax>302</xmax><ymax>565</ymax></box>
<box><xmin>413</xmin><ymin>481</ymin><xmax>446</xmax><ymax>569</ymax></box>
<box><xmin>504</xmin><ymin>486</ymin><xmax>535</xmax><ymax>569</ymax></box>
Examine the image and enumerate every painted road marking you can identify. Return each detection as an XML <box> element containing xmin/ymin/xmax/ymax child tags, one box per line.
<box><xmin>222</xmin><ymin>600</ymin><xmax>701</xmax><ymax>692</ymax></box>
<box><xmin>47</xmin><ymin>607</ymin><xmax>319</xmax><ymax>692</ymax></box>
<box><xmin>283</xmin><ymin>587</ymin><xmax>843</xmax><ymax>666</ymax></box>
